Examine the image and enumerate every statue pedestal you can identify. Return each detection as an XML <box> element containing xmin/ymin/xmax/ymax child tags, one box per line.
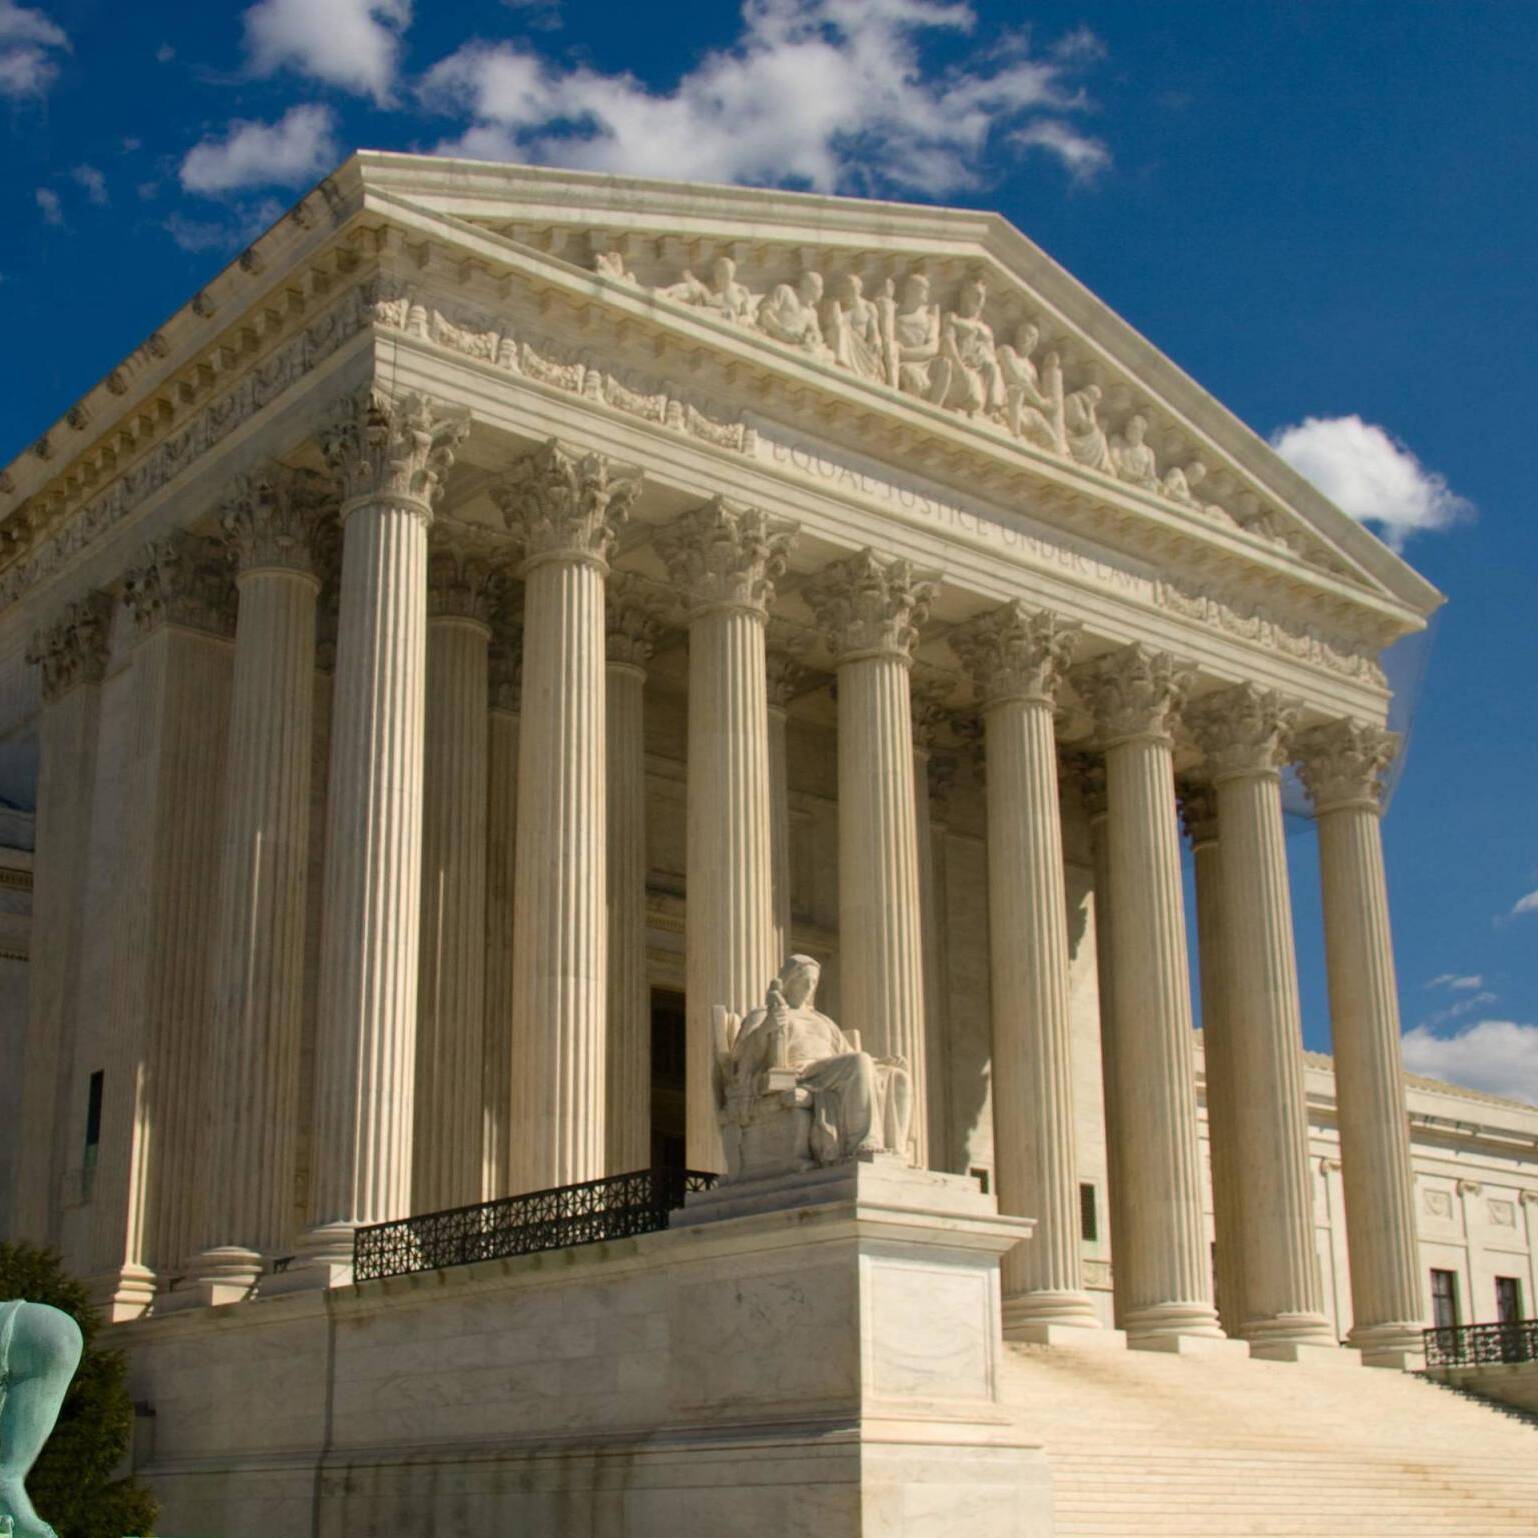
<box><xmin>116</xmin><ymin>1158</ymin><xmax>1052</xmax><ymax>1537</ymax></box>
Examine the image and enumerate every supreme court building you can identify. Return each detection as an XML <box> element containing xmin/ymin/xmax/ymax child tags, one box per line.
<box><xmin>4</xmin><ymin>154</ymin><xmax>1535</xmax><ymax>1536</ymax></box>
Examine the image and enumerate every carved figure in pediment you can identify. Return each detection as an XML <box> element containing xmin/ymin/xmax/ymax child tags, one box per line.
<box><xmin>938</xmin><ymin>279</ymin><xmax>1005</xmax><ymax>417</ymax></box>
<box><xmin>593</xmin><ymin>248</ymin><xmax>636</xmax><ymax>285</ymax></box>
<box><xmin>824</xmin><ymin>272</ymin><xmax>887</xmax><ymax>383</ymax></box>
<box><xmin>1110</xmin><ymin>413</ymin><xmax>1160</xmax><ymax>490</ymax></box>
<box><xmin>713</xmin><ymin>954</ymin><xmax>913</xmax><ymax>1180</ymax></box>
<box><xmin>659</xmin><ymin>255</ymin><xmax>756</xmax><ymax>324</ymax></box>
<box><xmin>890</xmin><ymin>273</ymin><xmax>951</xmax><ymax>403</ymax></box>
<box><xmin>996</xmin><ymin>321</ymin><xmax>1065</xmax><ymax>449</ymax></box>
<box><xmin>1063</xmin><ymin>383</ymin><xmax>1111</xmax><ymax>472</ymax></box>
<box><xmin>756</xmin><ymin>271</ymin><xmax>830</xmax><ymax>357</ymax></box>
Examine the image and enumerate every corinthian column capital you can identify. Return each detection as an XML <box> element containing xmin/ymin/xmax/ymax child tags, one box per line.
<box><xmin>492</xmin><ymin>439</ymin><xmax>642</xmax><ymax>570</ymax></box>
<box><xmin>1186</xmin><ymin>683</ymin><xmax>1300</xmax><ymax>781</ymax></box>
<box><xmin>1073</xmin><ymin>642</ymin><xmax>1193</xmax><ymax>747</ymax></box>
<box><xmin>951</xmin><ymin>601</ymin><xmax>1080</xmax><ymax>709</ymax></box>
<box><xmin>26</xmin><ymin>590</ymin><xmax>114</xmax><ymax>702</ymax></box>
<box><xmin>1294</xmin><ymin>718</ymin><xmax>1399</xmax><ymax>813</ymax></box>
<box><xmin>655</xmin><ymin>497</ymin><xmax>795</xmax><ymax>619</ymax></box>
<box><xmin>122</xmin><ymin>530</ymin><xmax>236</xmax><ymax>639</ymax></box>
<box><xmin>320</xmin><ymin>388</ymin><xmax>468</xmax><ymax>519</ymax></box>
<box><xmin>605</xmin><ymin>572</ymin><xmax>663</xmax><ymax>668</ymax></box>
<box><xmin>804</xmin><ymin>548</ymin><xmax>938</xmax><ymax>664</ymax></box>
<box><xmin>221</xmin><ymin>463</ymin><xmax>336</xmax><ymax>579</ymax></box>
<box><xmin>426</xmin><ymin>542</ymin><xmax>504</xmax><ymax>626</ymax></box>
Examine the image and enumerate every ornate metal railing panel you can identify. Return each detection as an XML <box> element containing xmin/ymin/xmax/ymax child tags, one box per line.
<box><xmin>353</xmin><ymin>1167</ymin><xmax>718</xmax><ymax>1283</ymax></box>
<box><xmin>1424</xmin><ymin>1318</ymin><xmax>1538</xmax><ymax>1368</ymax></box>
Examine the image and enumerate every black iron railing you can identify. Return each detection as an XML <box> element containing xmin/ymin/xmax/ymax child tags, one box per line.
<box><xmin>352</xmin><ymin>1166</ymin><xmax>718</xmax><ymax>1283</ymax></box>
<box><xmin>1424</xmin><ymin>1318</ymin><xmax>1538</xmax><ymax>1368</ymax></box>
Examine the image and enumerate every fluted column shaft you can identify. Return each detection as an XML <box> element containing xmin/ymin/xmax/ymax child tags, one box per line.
<box><xmin>1298</xmin><ymin>720</ymin><xmax>1425</xmax><ymax>1362</ymax></box>
<box><xmin>304</xmin><ymin>391</ymin><xmax>465</xmax><ymax>1268</ymax></box>
<box><xmin>605</xmin><ymin>643</ymin><xmax>651</xmax><ymax>1174</ymax></box>
<box><xmin>1192</xmin><ymin>687</ymin><xmax>1333</xmax><ymax>1349</ymax></box>
<box><xmin>660</xmin><ymin>501</ymin><xmax>791</xmax><ymax>1173</ymax></box>
<box><xmin>912</xmin><ymin>744</ymin><xmax>952</xmax><ymax>1171</ymax></box>
<box><xmin>91</xmin><ymin>534</ymin><xmax>235</xmax><ymax>1317</ymax></box>
<box><xmin>954</xmin><ymin>603</ymin><xmax>1094</xmax><ymax>1328</ymax></box>
<box><xmin>513</xmin><ymin>555</ymin><xmax>608</xmax><ymax>1188</ymax></box>
<box><xmin>1185</xmin><ymin>794</ymin><xmax>1248</xmax><ymax>1337</ymax></box>
<box><xmin>496</xmin><ymin>441</ymin><xmax>640</xmax><ymax>1192</ymax></box>
<box><xmin>1078</xmin><ymin>645</ymin><xmax>1222</xmax><ymax>1340</ymax></box>
<box><xmin>197</xmin><ymin>477</ymin><xmax>325</xmax><ymax>1284</ymax></box>
<box><xmin>482</xmin><ymin>636</ymin><xmax>520</xmax><ymax>1199</ymax></box>
<box><xmin>1082</xmin><ymin>767</ymin><xmax>1128</xmax><ymax>1329</ymax></box>
<box><xmin>15</xmin><ymin>594</ymin><xmax>112</xmax><ymax>1248</ymax></box>
<box><xmin>807</xmin><ymin>551</ymin><xmax>935</xmax><ymax>1167</ymax></box>
<box><xmin>768</xmin><ymin>701</ymin><xmax>793</xmax><ymax>961</ymax></box>
<box><xmin>414</xmin><ymin>598</ymin><xmax>491</xmax><ymax>1214</ymax></box>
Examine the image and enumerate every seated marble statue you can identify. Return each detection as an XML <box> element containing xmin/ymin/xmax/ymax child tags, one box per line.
<box><xmin>714</xmin><ymin>955</ymin><xmax>912</xmax><ymax>1178</ymax></box>
<box><xmin>0</xmin><ymin>1300</ymin><xmax>84</xmax><ymax>1538</ymax></box>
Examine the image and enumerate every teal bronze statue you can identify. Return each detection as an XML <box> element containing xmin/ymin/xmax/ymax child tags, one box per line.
<box><xmin>0</xmin><ymin>1300</ymin><xmax>84</xmax><ymax>1538</ymax></box>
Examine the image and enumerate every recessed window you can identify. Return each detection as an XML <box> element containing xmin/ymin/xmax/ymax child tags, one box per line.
<box><xmin>1430</xmin><ymin>1268</ymin><xmax>1459</xmax><ymax>1331</ymax></box>
<box><xmin>1080</xmin><ymin>1182</ymin><xmax>1099</xmax><ymax>1242</ymax></box>
<box><xmin>1496</xmin><ymin>1276</ymin><xmax>1524</xmax><ymax>1324</ymax></box>
<box><xmin>84</xmin><ymin>1070</ymin><xmax>104</xmax><ymax>1169</ymax></box>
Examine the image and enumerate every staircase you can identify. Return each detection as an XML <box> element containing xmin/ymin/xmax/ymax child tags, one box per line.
<box><xmin>1001</xmin><ymin>1339</ymin><xmax>1538</xmax><ymax>1536</ymax></box>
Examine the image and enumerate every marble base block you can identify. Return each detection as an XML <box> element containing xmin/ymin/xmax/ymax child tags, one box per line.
<box><xmin>115</xmin><ymin>1158</ymin><xmax>1053</xmax><ymax>1537</ymax></box>
<box><xmin>1247</xmin><ymin>1340</ymin><xmax>1363</xmax><ymax>1367</ymax></box>
<box><xmin>1127</xmin><ymin>1331</ymin><xmax>1251</xmax><ymax>1359</ymax></box>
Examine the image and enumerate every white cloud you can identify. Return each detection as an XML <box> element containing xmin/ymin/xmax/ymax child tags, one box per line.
<box><xmin>155</xmin><ymin>42</ymin><xmax>174</xmax><ymax>63</ymax></box>
<box><xmin>1427</xmin><ymin>973</ymin><xmax>1485</xmax><ymax>991</ymax></box>
<box><xmin>1270</xmin><ymin>414</ymin><xmax>1472</xmax><ymax>551</ymax></box>
<box><xmin>0</xmin><ymin>0</ymin><xmax>68</xmax><ymax>99</ymax></box>
<box><xmin>420</xmin><ymin>0</ymin><xmax>1108</xmax><ymax>197</ymax></box>
<box><xmin>243</xmin><ymin>0</ymin><xmax>410</xmax><ymax>104</ymax></box>
<box><xmin>180</xmin><ymin>105</ymin><xmax>338</xmax><ymax>196</ymax></box>
<box><xmin>34</xmin><ymin>186</ymin><xmax>62</xmax><ymax>225</ymax></box>
<box><xmin>1513</xmin><ymin>889</ymin><xmax>1538</xmax><ymax>917</ymax></box>
<box><xmin>71</xmin><ymin>164</ymin><xmax>107</xmax><ymax>204</ymax></box>
<box><xmin>1403</xmin><ymin>1020</ymin><xmax>1538</xmax><ymax>1107</ymax></box>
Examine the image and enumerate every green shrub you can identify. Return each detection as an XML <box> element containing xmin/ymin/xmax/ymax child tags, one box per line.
<box><xmin>0</xmin><ymin>1242</ymin><xmax>158</xmax><ymax>1538</ymax></box>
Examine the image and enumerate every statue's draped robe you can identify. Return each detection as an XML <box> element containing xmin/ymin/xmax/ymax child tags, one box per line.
<box><xmin>733</xmin><ymin>1006</ymin><xmax>911</xmax><ymax>1162</ymax></box>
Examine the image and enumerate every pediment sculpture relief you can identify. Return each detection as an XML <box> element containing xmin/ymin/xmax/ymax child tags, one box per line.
<box><xmin>584</xmin><ymin>244</ymin><xmax>1343</xmax><ymax>571</ymax></box>
<box><xmin>712</xmin><ymin>954</ymin><xmax>913</xmax><ymax>1182</ymax></box>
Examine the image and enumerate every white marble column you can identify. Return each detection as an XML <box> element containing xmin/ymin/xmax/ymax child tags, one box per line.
<box><xmin>413</xmin><ymin>545</ymin><xmax>498</xmax><ymax>1215</ymax></box>
<box><xmin>911</xmin><ymin>675</ymin><xmax>953</xmax><ymax>1174</ymax></box>
<box><xmin>14</xmin><ymin>593</ymin><xmax>113</xmax><ymax>1248</ymax></box>
<box><xmin>1297</xmin><ymin>719</ymin><xmax>1426</xmax><ymax>1365</ymax></box>
<box><xmin>1181</xmin><ymin>785</ymin><xmax>1248</xmax><ymax>1338</ymax></box>
<box><xmin>191</xmin><ymin>467</ymin><xmax>329</xmax><ymax>1296</ymax></box>
<box><xmin>482</xmin><ymin>622</ymin><xmax>520</xmax><ymax>1199</ymax></box>
<box><xmin>806</xmin><ymin>550</ymin><xmax>937</xmax><ymax>1168</ymax></box>
<box><xmin>658</xmin><ymin>498</ymin><xmax>793</xmax><ymax>1173</ymax></box>
<box><xmin>954</xmin><ymin>602</ymin><xmax>1098</xmax><ymax>1334</ymax></box>
<box><xmin>1079</xmin><ymin>758</ymin><xmax>1129</xmax><ymax>1330</ymax></box>
<box><xmin>605</xmin><ymin>574</ymin><xmax>659</xmax><ymax>1174</ymax></box>
<box><xmin>1189</xmin><ymin>685</ymin><xmax>1334</xmax><ymax>1355</ymax></box>
<box><xmin>297</xmin><ymin>390</ymin><xmax>467</xmax><ymax>1277</ymax></box>
<box><xmin>1074</xmin><ymin>644</ymin><xmax>1224</xmax><ymax>1343</ymax></box>
<box><xmin>93</xmin><ymin>534</ymin><xmax>235</xmax><ymax>1318</ymax></box>
<box><xmin>494</xmin><ymin>441</ymin><xmax>641</xmax><ymax>1192</ymax></box>
<box><xmin>766</xmin><ymin>640</ymin><xmax>807</xmax><ymax>963</ymax></box>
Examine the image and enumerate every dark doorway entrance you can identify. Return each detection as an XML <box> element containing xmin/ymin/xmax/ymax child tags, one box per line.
<box><xmin>650</xmin><ymin>988</ymin><xmax>687</xmax><ymax>1170</ymax></box>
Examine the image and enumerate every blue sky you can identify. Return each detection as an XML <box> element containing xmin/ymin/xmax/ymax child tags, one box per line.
<box><xmin>3</xmin><ymin>0</ymin><xmax>1536</xmax><ymax>1100</ymax></box>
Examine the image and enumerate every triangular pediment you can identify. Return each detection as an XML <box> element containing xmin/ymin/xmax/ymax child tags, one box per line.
<box><xmin>349</xmin><ymin>152</ymin><xmax>1440</xmax><ymax>628</ymax></box>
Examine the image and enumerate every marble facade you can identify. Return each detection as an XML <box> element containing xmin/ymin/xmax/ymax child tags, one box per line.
<box><xmin>0</xmin><ymin>152</ymin><xmax>1517</xmax><ymax>1531</ymax></box>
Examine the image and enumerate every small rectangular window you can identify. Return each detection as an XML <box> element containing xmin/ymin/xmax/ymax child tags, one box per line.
<box><xmin>968</xmin><ymin>1166</ymin><xmax>991</xmax><ymax>1195</ymax></box>
<box><xmin>1496</xmin><ymin>1276</ymin><xmax>1523</xmax><ymax>1324</ymax></box>
<box><xmin>84</xmin><ymin>1070</ymin><xmax>104</xmax><ymax>1169</ymax></box>
<box><xmin>1430</xmin><ymin>1268</ymin><xmax>1459</xmax><ymax>1331</ymax></box>
<box><xmin>1080</xmin><ymin>1182</ymin><xmax>1098</xmax><ymax>1242</ymax></box>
